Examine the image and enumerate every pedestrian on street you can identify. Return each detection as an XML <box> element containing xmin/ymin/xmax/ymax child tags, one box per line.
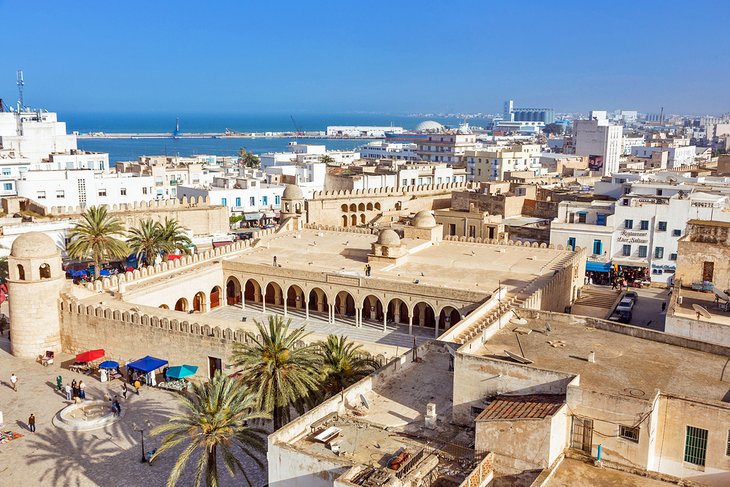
<box><xmin>662</xmin><ymin>301</ymin><xmax>667</xmax><ymax>312</ymax></box>
<box><xmin>10</xmin><ymin>373</ymin><xmax>17</xmax><ymax>392</ymax></box>
<box><xmin>79</xmin><ymin>380</ymin><xmax>86</xmax><ymax>400</ymax></box>
<box><xmin>134</xmin><ymin>379</ymin><xmax>142</xmax><ymax>395</ymax></box>
<box><xmin>28</xmin><ymin>413</ymin><xmax>36</xmax><ymax>433</ymax></box>
<box><xmin>71</xmin><ymin>379</ymin><xmax>78</xmax><ymax>398</ymax></box>
<box><xmin>56</xmin><ymin>375</ymin><xmax>63</xmax><ymax>391</ymax></box>
<box><xmin>121</xmin><ymin>382</ymin><xmax>128</xmax><ymax>400</ymax></box>
<box><xmin>64</xmin><ymin>383</ymin><xmax>72</xmax><ymax>401</ymax></box>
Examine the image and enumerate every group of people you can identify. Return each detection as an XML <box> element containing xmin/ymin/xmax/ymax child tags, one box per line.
<box><xmin>64</xmin><ymin>379</ymin><xmax>87</xmax><ymax>400</ymax></box>
<box><xmin>610</xmin><ymin>267</ymin><xmax>650</xmax><ymax>289</ymax></box>
<box><xmin>364</xmin><ymin>263</ymin><xmax>372</xmax><ymax>277</ymax></box>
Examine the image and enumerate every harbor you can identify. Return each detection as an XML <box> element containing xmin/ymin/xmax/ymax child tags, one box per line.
<box><xmin>77</xmin><ymin>131</ymin><xmax>384</xmax><ymax>140</ymax></box>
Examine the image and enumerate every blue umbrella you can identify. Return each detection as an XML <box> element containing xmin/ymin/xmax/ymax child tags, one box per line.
<box><xmin>166</xmin><ymin>365</ymin><xmax>198</xmax><ymax>379</ymax></box>
<box><xmin>99</xmin><ymin>360</ymin><xmax>119</xmax><ymax>369</ymax></box>
<box><xmin>100</xmin><ymin>269</ymin><xmax>111</xmax><ymax>276</ymax></box>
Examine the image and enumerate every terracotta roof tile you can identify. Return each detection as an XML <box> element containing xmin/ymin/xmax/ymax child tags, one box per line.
<box><xmin>476</xmin><ymin>394</ymin><xmax>564</xmax><ymax>421</ymax></box>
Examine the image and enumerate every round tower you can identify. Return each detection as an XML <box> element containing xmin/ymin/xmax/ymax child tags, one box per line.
<box><xmin>7</xmin><ymin>232</ymin><xmax>64</xmax><ymax>358</ymax></box>
<box><xmin>280</xmin><ymin>184</ymin><xmax>306</xmax><ymax>230</ymax></box>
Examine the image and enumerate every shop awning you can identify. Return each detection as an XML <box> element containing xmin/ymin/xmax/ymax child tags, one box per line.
<box><xmin>99</xmin><ymin>360</ymin><xmax>119</xmax><ymax>369</ymax></box>
<box><xmin>127</xmin><ymin>355</ymin><xmax>168</xmax><ymax>373</ymax></box>
<box><xmin>76</xmin><ymin>349</ymin><xmax>105</xmax><ymax>363</ymax></box>
<box><xmin>166</xmin><ymin>365</ymin><xmax>198</xmax><ymax>379</ymax></box>
<box><xmin>244</xmin><ymin>212</ymin><xmax>263</xmax><ymax>221</ymax></box>
<box><xmin>263</xmin><ymin>210</ymin><xmax>278</xmax><ymax>219</ymax></box>
<box><xmin>586</xmin><ymin>261</ymin><xmax>611</xmax><ymax>273</ymax></box>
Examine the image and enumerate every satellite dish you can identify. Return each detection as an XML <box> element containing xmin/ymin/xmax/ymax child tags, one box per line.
<box><xmin>692</xmin><ymin>304</ymin><xmax>712</xmax><ymax>320</ymax></box>
<box><xmin>510</xmin><ymin>317</ymin><xmax>528</xmax><ymax>326</ymax></box>
<box><xmin>360</xmin><ymin>394</ymin><xmax>369</xmax><ymax>409</ymax></box>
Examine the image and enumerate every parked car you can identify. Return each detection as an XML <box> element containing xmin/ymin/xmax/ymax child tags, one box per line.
<box><xmin>616</xmin><ymin>298</ymin><xmax>634</xmax><ymax>313</ymax></box>
<box><xmin>624</xmin><ymin>291</ymin><xmax>638</xmax><ymax>303</ymax></box>
<box><xmin>618</xmin><ymin>310</ymin><xmax>632</xmax><ymax>323</ymax></box>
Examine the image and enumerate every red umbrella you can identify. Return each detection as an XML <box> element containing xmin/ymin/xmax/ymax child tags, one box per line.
<box><xmin>75</xmin><ymin>349</ymin><xmax>105</xmax><ymax>363</ymax></box>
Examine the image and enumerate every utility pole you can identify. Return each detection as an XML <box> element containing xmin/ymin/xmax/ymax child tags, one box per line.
<box><xmin>16</xmin><ymin>70</ymin><xmax>25</xmax><ymax>111</ymax></box>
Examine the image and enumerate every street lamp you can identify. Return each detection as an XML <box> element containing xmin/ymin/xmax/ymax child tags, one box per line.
<box><xmin>133</xmin><ymin>420</ymin><xmax>152</xmax><ymax>463</ymax></box>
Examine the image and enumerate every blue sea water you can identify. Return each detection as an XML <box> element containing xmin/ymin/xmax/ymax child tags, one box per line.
<box><xmin>68</xmin><ymin>112</ymin><xmax>490</xmax><ymax>163</ymax></box>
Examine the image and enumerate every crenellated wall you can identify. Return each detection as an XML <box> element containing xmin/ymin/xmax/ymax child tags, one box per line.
<box><xmin>45</xmin><ymin>196</ymin><xmax>214</xmax><ymax>215</ymax></box>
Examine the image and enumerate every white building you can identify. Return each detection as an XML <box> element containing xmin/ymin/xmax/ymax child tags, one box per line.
<box><xmin>177</xmin><ymin>177</ymin><xmax>283</xmax><ymax>217</ymax></box>
<box><xmin>622</xmin><ymin>135</ymin><xmax>645</xmax><ymax>155</ymax></box>
<box><xmin>630</xmin><ymin>145</ymin><xmax>696</xmax><ymax>169</ymax></box>
<box><xmin>416</xmin><ymin>133</ymin><xmax>477</xmax><ymax>164</ymax></box>
<box><xmin>0</xmin><ymin>111</ymin><xmax>76</xmax><ymax>163</ymax></box>
<box><xmin>325</xmin><ymin>125</ymin><xmax>404</xmax><ymax>137</ymax></box>
<box><xmin>260</xmin><ymin>143</ymin><xmax>360</xmax><ymax>167</ymax></box>
<box><xmin>263</xmin><ymin>162</ymin><xmax>326</xmax><ymax>199</ymax></box>
<box><xmin>16</xmin><ymin>169</ymin><xmax>156</xmax><ymax>210</ymax></box>
<box><xmin>574</xmin><ymin>111</ymin><xmax>623</xmax><ymax>176</ymax></box>
<box><xmin>467</xmin><ymin>144</ymin><xmax>542</xmax><ymax>181</ymax></box>
<box><xmin>357</xmin><ymin>141</ymin><xmax>420</xmax><ymax>161</ymax></box>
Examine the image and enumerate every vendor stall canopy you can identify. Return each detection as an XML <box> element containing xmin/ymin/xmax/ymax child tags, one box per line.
<box><xmin>166</xmin><ymin>365</ymin><xmax>198</xmax><ymax>379</ymax></box>
<box><xmin>127</xmin><ymin>355</ymin><xmax>168</xmax><ymax>373</ymax></box>
<box><xmin>76</xmin><ymin>349</ymin><xmax>105</xmax><ymax>363</ymax></box>
<box><xmin>99</xmin><ymin>360</ymin><xmax>119</xmax><ymax>369</ymax></box>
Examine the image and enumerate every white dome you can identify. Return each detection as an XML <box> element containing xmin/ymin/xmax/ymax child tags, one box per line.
<box><xmin>414</xmin><ymin>121</ymin><xmax>445</xmax><ymax>133</ymax></box>
<box><xmin>412</xmin><ymin>210</ymin><xmax>437</xmax><ymax>229</ymax></box>
<box><xmin>376</xmin><ymin>229</ymin><xmax>401</xmax><ymax>247</ymax></box>
<box><xmin>282</xmin><ymin>184</ymin><xmax>303</xmax><ymax>200</ymax></box>
<box><xmin>11</xmin><ymin>232</ymin><xmax>59</xmax><ymax>259</ymax></box>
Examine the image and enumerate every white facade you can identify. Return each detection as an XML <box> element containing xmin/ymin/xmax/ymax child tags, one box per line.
<box><xmin>630</xmin><ymin>145</ymin><xmax>696</xmax><ymax>169</ymax></box>
<box><xmin>260</xmin><ymin>143</ymin><xmax>360</xmax><ymax>168</ymax></box>
<box><xmin>0</xmin><ymin>218</ymin><xmax>75</xmax><ymax>257</ymax></box>
<box><xmin>0</xmin><ymin>111</ymin><xmax>77</xmax><ymax>163</ymax></box>
<box><xmin>358</xmin><ymin>141</ymin><xmax>420</xmax><ymax>161</ymax></box>
<box><xmin>177</xmin><ymin>178</ymin><xmax>284</xmax><ymax>215</ymax></box>
<box><xmin>468</xmin><ymin>144</ymin><xmax>542</xmax><ymax>181</ymax></box>
<box><xmin>16</xmin><ymin>170</ymin><xmax>156</xmax><ymax>209</ymax></box>
<box><xmin>325</xmin><ymin>126</ymin><xmax>404</xmax><ymax>137</ymax></box>
<box><xmin>574</xmin><ymin>117</ymin><xmax>623</xmax><ymax>176</ymax></box>
<box><xmin>622</xmin><ymin>135</ymin><xmax>645</xmax><ymax>155</ymax></box>
<box><xmin>263</xmin><ymin>162</ymin><xmax>326</xmax><ymax>199</ymax></box>
<box><xmin>416</xmin><ymin>133</ymin><xmax>477</xmax><ymax>164</ymax></box>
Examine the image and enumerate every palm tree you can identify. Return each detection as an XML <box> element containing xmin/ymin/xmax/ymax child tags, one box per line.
<box><xmin>151</xmin><ymin>371</ymin><xmax>268</xmax><ymax>487</ymax></box>
<box><xmin>238</xmin><ymin>149</ymin><xmax>260</xmax><ymax>169</ymax></box>
<box><xmin>159</xmin><ymin>217</ymin><xmax>192</xmax><ymax>259</ymax></box>
<box><xmin>67</xmin><ymin>206</ymin><xmax>128</xmax><ymax>279</ymax></box>
<box><xmin>127</xmin><ymin>219</ymin><xmax>164</xmax><ymax>266</ymax></box>
<box><xmin>320</xmin><ymin>154</ymin><xmax>335</xmax><ymax>164</ymax></box>
<box><xmin>230</xmin><ymin>316</ymin><xmax>322</xmax><ymax>429</ymax></box>
<box><xmin>318</xmin><ymin>335</ymin><xmax>380</xmax><ymax>394</ymax></box>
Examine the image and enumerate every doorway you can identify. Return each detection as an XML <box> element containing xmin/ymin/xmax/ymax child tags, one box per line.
<box><xmin>702</xmin><ymin>261</ymin><xmax>715</xmax><ymax>283</ymax></box>
<box><xmin>208</xmin><ymin>356</ymin><xmax>222</xmax><ymax>379</ymax></box>
<box><xmin>571</xmin><ymin>417</ymin><xmax>593</xmax><ymax>453</ymax></box>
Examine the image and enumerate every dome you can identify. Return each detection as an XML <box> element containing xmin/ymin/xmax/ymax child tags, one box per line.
<box><xmin>11</xmin><ymin>232</ymin><xmax>59</xmax><ymax>259</ymax></box>
<box><xmin>282</xmin><ymin>184</ymin><xmax>304</xmax><ymax>200</ymax></box>
<box><xmin>414</xmin><ymin>120</ymin><xmax>445</xmax><ymax>133</ymax></box>
<box><xmin>376</xmin><ymin>229</ymin><xmax>401</xmax><ymax>247</ymax></box>
<box><xmin>412</xmin><ymin>210</ymin><xmax>437</xmax><ymax>229</ymax></box>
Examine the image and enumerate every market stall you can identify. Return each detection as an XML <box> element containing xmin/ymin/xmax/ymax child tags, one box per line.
<box><xmin>126</xmin><ymin>355</ymin><xmax>168</xmax><ymax>386</ymax></box>
<box><xmin>159</xmin><ymin>364</ymin><xmax>198</xmax><ymax>391</ymax></box>
<box><xmin>70</xmin><ymin>349</ymin><xmax>105</xmax><ymax>373</ymax></box>
<box><xmin>98</xmin><ymin>360</ymin><xmax>121</xmax><ymax>382</ymax></box>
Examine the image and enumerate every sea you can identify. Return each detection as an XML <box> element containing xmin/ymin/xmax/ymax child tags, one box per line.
<box><xmin>68</xmin><ymin>112</ymin><xmax>491</xmax><ymax>163</ymax></box>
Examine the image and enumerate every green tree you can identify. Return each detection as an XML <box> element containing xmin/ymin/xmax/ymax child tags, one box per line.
<box><xmin>230</xmin><ymin>316</ymin><xmax>322</xmax><ymax>429</ymax></box>
<box><xmin>67</xmin><ymin>206</ymin><xmax>129</xmax><ymax>279</ymax></box>
<box><xmin>151</xmin><ymin>372</ymin><xmax>268</xmax><ymax>487</ymax></box>
<box><xmin>318</xmin><ymin>335</ymin><xmax>380</xmax><ymax>394</ymax></box>
<box><xmin>0</xmin><ymin>256</ymin><xmax>7</xmax><ymax>280</ymax></box>
<box><xmin>239</xmin><ymin>149</ymin><xmax>260</xmax><ymax>169</ymax></box>
<box><xmin>542</xmin><ymin>123</ymin><xmax>564</xmax><ymax>136</ymax></box>
<box><xmin>320</xmin><ymin>155</ymin><xmax>335</xmax><ymax>164</ymax></box>
<box><xmin>159</xmin><ymin>217</ymin><xmax>193</xmax><ymax>259</ymax></box>
<box><xmin>127</xmin><ymin>219</ymin><xmax>164</xmax><ymax>266</ymax></box>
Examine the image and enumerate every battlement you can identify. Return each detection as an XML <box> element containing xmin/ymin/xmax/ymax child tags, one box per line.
<box><xmin>311</xmin><ymin>182</ymin><xmax>474</xmax><ymax>200</ymax></box>
<box><xmin>42</xmin><ymin>196</ymin><xmax>217</xmax><ymax>216</ymax></box>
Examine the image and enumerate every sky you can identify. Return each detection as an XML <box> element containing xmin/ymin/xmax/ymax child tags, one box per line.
<box><xmin>0</xmin><ymin>0</ymin><xmax>728</xmax><ymax>116</ymax></box>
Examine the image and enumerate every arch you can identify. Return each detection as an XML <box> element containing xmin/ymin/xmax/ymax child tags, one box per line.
<box><xmin>349</xmin><ymin>203</ymin><xmax>357</xmax><ymax>212</ymax></box>
<box><xmin>360</xmin><ymin>213</ymin><xmax>366</xmax><ymax>225</ymax></box>
<box><xmin>350</xmin><ymin>214</ymin><xmax>357</xmax><ymax>226</ymax></box>
<box><xmin>341</xmin><ymin>204</ymin><xmax>348</xmax><ymax>212</ymax></box>
<box><xmin>159</xmin><ymin>304</ymin><xmax>169</xmax><ymax>309</ymax></box>
<box><xmin>193</xmin><ymin>291</ymin><xmax>206</xmax><ymax>312</ymax></box>
<box><xmin>438</xmin><ymin>306</ymin><xmax>461</xmax><ymax>330</ymax></box>
<box><xmin>244</xmin><ymin>278</ymin><xmax>262</xmax><ymax>303</ymax></box>
<box><xmin>374</xmin><ymin>202</ymin><xmax>381</xmax><ymax>211</ymax></box>
<box><xmin>335</xmin><ymin>290</ymin><xmax>356</xmax><ymax>318</ymax></box>
<box><xmin>362</xmin><ymin>295</ymin><xmax>384</xmax><ymax>322</ymax></box>
<box><xmin>17</xmin><ymin>264</ymin><xmax>25</xmax><ymax>281</ymax></box>
<box><xmin>286</xmin><ymin>284</ymin><xmax>305</xmax><ymax>310</ymax></box>
<box><xmin>174</xmin><ymin>298</ymin><xmax>188</xmax><ymax>312</ymax></box>
<box><xmin>386</xmin><ymin>298</ymin><xmax>409</xmax><ymax>324</ymax></box>
<box><xmin>210</xmin><ymin>285</ymin><xmax>222</xmax><ymax>309</ymax></box>
<box><xmin>342</xmin><ymin>215</ymin><xmax>349</xmax><ymax>227</ymax></box>
<box><xmin>39</xmin><ymin>263</ymin><xmax>51</xmax><ymax>279</ymax></box>
<box><xmin>264</xmin><ymin>281</ymin><xmax>283</xmax><ymax>306</ymax></box>
<box><xmin>226</xmin><ymin>277</ymin><xmax>242</xmax><ymax>305</ymax></box>
<box><xmin>308</xmin><ymin>287</ymin><xmax>329</xmax><ymax>314</ymax></box>
<box><xmin>366</xmin><ymin>202</ymin><xmax>373</xmax><ymax>211</ymax></box>
<box><xmin>358</xmin><ymin>202</ymin><xmax>365</xmax><ymax>211</ymax></box>
<box><xmin>413</xmin><ymin>302</ymin><xmax>436</xmax><ymax>328</ymax></box>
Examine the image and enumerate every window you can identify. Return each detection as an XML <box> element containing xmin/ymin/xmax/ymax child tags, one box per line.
<box><xmin>622</xmin><ymin>199</ymin><xmax>629</xmax><ymax>206</ymax></box>
<box><xmin>275</xmin><ymin>195</ymin><xmax>281</xmax><ymax>205</ymax></box>
<box><xmin>142</xmin><ymin>187</ymin><xmax>148</xmax><ymax>195</ymax></box>
<box><xmin>235</xmin><ymin>197</ymin><xmax>241</xmax><ymax>207</ymax></box>
<box><xmin>596</xmin><ymin>214</ymin><xmax>606</xmax><ymax>226</ymax></box>
<box><xmin>658</xmin><ymin>221</ymin><xmax>667</xmax><ymax>231</ymax></box>
<box><xmin>684</xmin><ymin>426</ymin><xmax>708</xmax><ymax>466</ymax></box>
<box><xmin>98</xmin><ymin>189</ymin><xmax>107</xmax><ymax>197</ymax></box>
<box><xmin>672</xmin><ymin>229</ymin><xmax>682</xmax><ymax>237</ymax></box>
<box><xmin>37</xmin><ymin>191</ymin><xmax>46</xmax><ymax>199</ymax></box>
<box><xmin>249</xmin><ymin>197</ymin><xmax>255</xmax><ymax>206</ymax></box>
<box><xmin>120</xmin><ymin>188</ymin><xmax>127</xmax><ymax>196</ymax></box>
<box><xmin>619</xmin><ymin>425</ymin><xmax>640</xmax><ymax>443</ymax></box>
<box><xmin>56</xmin><ymin>190</ymin><xmax>64</xmax><ymax>198</ymax></box>
<box><xmin>567</xmin><ymin>237</ymin><xmax>576</xmax><ymax>251</ymax></box>
<box><xmin>578</xmin><ymin>213</ymin><xmax>587</xmax><ymax>223</ymax></box>
<box><xmin>622</xmin><ymin>244</ymin><xmax>631</xmax><ymax>256</ymax></box>
<box><xmin>2</xmin><ymin>168</ymin><xmax>11</xmax><ymax>176</ymax></box>
<box><xmin>3</xmin><ymin>183</ymin><xmax>11</xmax><ymax>191</ymax></box>
<box><xmin>261</xmin><ymin>196</ymin><xmax>268</xmax><ymax>206</ymax></box>
<box><xmin>656</xmin><ymin>189</ymin><xmax>663</xmax><ymax>196</ymax></box>
<box><xmin>624</xmin><ymin>219</ymin><xmax>633</xmax><ymax>229</ymax></box>
<box><xmin>670</xmin><ymin>253</ymin><xmax>677</xmax><ymax>261</ymax></box>
<box><xmin>221</xmin><ymin>198</ymin><xmax>227</xmax><ymax>206</ymax></box>
<box><xmin>654</xmin><ymin>247</ymin><xmax>664</xmax><ymax>259</ymax></box>
<box><xmin>638</xmin><ymin>246</ymin><xmax>648</xmax><ymax>258</ymax></box>
<box><xmin>593</xmin><ymin>240</ymin><xmax>602</xmax><ymax>255</ymax></box>
<box><xmin>640</xmin><ymin>220</ymin><xmax>649</xmax><ymax>230</ymax></box>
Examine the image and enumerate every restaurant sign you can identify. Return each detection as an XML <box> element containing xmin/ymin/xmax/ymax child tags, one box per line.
<box><xmin>617</xmin><ymin>230</ymin><xmax>648</xmax><ymax>244</ymax></box>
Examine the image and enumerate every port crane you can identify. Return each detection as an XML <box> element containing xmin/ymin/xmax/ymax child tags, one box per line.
<box><xmin>290</xmin><ymin>115</ymin><xmax>304</xmax><ymax>137</ymax></box>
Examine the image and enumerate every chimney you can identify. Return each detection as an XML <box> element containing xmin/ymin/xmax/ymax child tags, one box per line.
<box><xmin>425</xmin><ymin>402</ymin><xmax>437</xmax><ymax>429</ymax></box>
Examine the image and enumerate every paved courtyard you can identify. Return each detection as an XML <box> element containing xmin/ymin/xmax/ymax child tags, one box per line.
<box><xmin>0</xmin><ymin>336</ymin><xmax>266</xmax><ymax>487</ymax></box>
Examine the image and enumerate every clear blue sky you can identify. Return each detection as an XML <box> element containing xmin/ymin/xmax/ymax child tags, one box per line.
<box><xmin>0</xmin><ymin>0</ymin><xmax>728</xmax><ymax>115</ymax></box>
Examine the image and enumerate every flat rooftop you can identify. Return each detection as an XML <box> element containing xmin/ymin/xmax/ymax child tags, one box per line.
<box><xmin>233</xmin><ymin>229</ymin><xmax>575</xmax><ymax>295</ymax></box>
<box><xmin>545</xmin><ymin>458</ymin><xmax>677</xmax><ymax>487</ymax></box>
<box><xmin>477</xmin><ymin>316</ymin><xmax>730</xmax><ymax>402</ymax></box>
<box><xmin>673</xmin><ymin>288</ymin><xmax>730</xmax><ymax>327</ymax></box>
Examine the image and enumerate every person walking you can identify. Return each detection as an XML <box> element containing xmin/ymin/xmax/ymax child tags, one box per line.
<box><xmin>121</xmin><ymin>382</ymin><xmax>128</xmax><ymax>400</ymax></box>
<box><xmin>78</xmin><ymin>380</ymin><xmax>86</xmax><ymax>400</ymax></box>
<box><xmin>28</xmin><ymin>414</ymin><xmax>36</xmax><ymax>433</ymax></box>
<box><xmin>10</xmin><ymin>373</ymin><xmax>17</xmax><ymax>392</ymax></box>
<box><xmin>56</xmin><ymin>375</ymin><xmax>63</xmax><ymax>391</ymax></box>
<box><xmin>71</xmin><ymin>379</ymin><xmax>78</xmax><ymax>398</ymax></box>
<box><xmin>662</xmin><ymin>301</ymin><xmax>667</xmax><ymax>312</ymax></box>
<box><xmin>64</xmin><ymin>383</ymin><xmax>72</xmax><ymax>401</ymax></box>
<box><xmin>134</xmin><ymin>378</ymin><xmax>142</xmax><ymax>395</ymax></box>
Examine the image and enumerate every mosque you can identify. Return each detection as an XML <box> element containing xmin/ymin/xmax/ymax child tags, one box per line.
<box><xmin>6</xmin><ymin>184</ymin><xmax>586</xmax><ymax>377</ymax></box>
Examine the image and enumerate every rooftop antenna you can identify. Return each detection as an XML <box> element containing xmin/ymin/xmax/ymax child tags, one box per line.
<box><xmin>16</xmin><ymin>69</ymin><xmax>25</xmax><ymax>111</ymax></box>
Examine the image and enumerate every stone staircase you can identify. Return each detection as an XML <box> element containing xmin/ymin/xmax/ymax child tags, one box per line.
<box><xmin>572</xmin><ymin>285</ymin><xmax>622</xmax><ymax>319</ymax></box>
